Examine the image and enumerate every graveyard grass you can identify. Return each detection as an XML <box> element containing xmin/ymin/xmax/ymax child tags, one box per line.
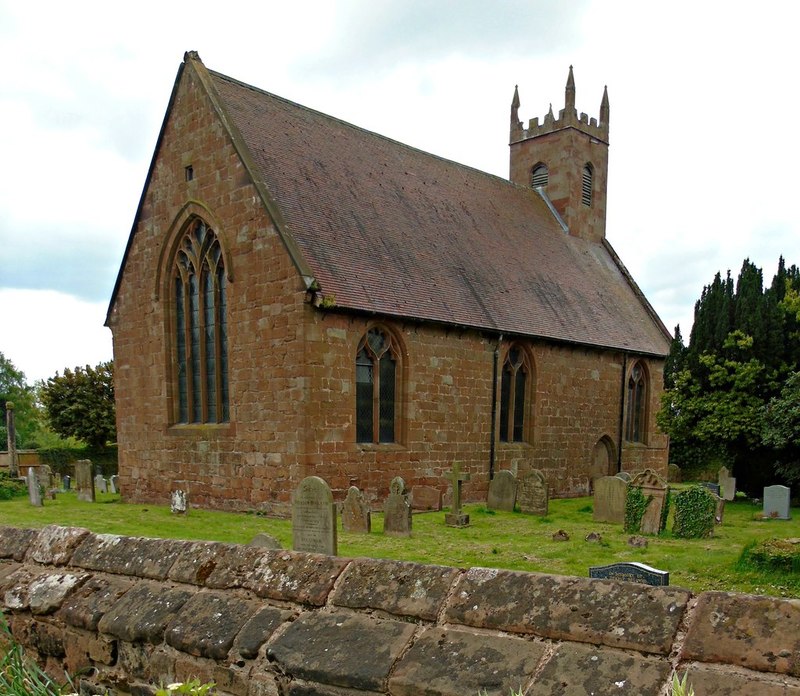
<box><xmin>2</xmin><ymin>489</ymin><xmax>799</xmax><ymax>598</ymax></box>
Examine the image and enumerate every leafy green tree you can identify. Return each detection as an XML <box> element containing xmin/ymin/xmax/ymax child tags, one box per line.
<box><xmin>763</xmin><ymin>371</ymin><xmax>800</xmax><ymax>483</ymax></box>
<box><xmin>40</xmin><ymin>362</ymin><xmax>116</xmax><ymax>448</ymax></box>
<box><xmin>0</xmin><ymin>352</ymin><xmax>40</xmax><ymax>448</ymax></box>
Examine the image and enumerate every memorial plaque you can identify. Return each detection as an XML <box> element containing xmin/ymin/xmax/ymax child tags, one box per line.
<box><xmin>763</xmin><ymin>485</ymin><xmax>791</xmax><ymax>520</ymax></box>
<box><xmin>718</xmin><ymin>466</ymin><xmax>736</xmax><ymax>501</ymax></box>
<box><xmin>593</xmin><ymin>476</ymin><xmax>627</xmax><ymax>524</ymax></box>
<box><xmin>517</xmin><ymin>470</ymin><xmax>548</xmax><ymax>516</ymax></box>
<box><xmin>384</xmin><ymin>476</ymin><xmax>412</xmax><ymax>536</ymax></box>
<box><xmin>629</xmin><ymin>469</ymin><xmax>668</xmax><ymax>535</ymax></box>
<box><xmin>487</xmin><ymin>470</ymin><xmax>517</xmax><ymax>512</ymax></box>
<box><xmin>292</xmin><ymin>476</ymin><xmax>337</xmax><ymax>554</ymax></box>
<box><xmin>75</xmin><ymin>459</ymin><xmax>95</xmax><ymax>503</ymax></box>
<box><xmin>342</xmin><ymin>486</ymin><xmax>371</xmax><ymax>534</ymax></box>
<box><xmin>589</xmin><ymin>561</ymin><xmax>669</xmax><ymax>586</ymax></box>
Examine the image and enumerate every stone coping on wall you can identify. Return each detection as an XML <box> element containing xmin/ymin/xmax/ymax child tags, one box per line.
<box><xmin>1</xmin><ymin>525</ymin><xmax>799</xmax><ymax>695</ymax></box>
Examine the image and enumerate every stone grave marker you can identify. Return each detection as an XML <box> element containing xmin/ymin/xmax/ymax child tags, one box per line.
<box><xmin>589</xmin><ymin>561</ymin><xmax>669</xmax><ymax>586</ymax></box>
<box><xmin>27</xmin><ymin>467</ymin><xmax>43</xmax><ymax>507</ymax></box>
<box><xmin>62</xmin><ymin>475</ymin><xmax>71</xmax><ymax>491</ymax></box>
<box><xmin>292</xmin><ymin>476</ymin><xmax>337</xmax><ymax>554</ymax></box>
<box><xmin>95</xmin><ymin>475</ymin><xmax>108</xmax><ymax>494</ymax></box>
<box><xmin>713</xmin><ymin>492</ymin><xmax>725</xmax><ymax>525</ymax></box>
<box><xmin>517</xmin><ymin>469</ymin><xmax>548</xmax><ymax>516</ymax></box>
<box><xmin>445</xmin><ymin>462</ymin><xmax>470</xmax><ymax>527</ymax></box>
<box><xmin>702</xmin><ymin>481</ymin><xmax>721</xmax><ymax>497</ymax></box>
<box><xmin>593</xmin><ymin>475</ymin><xmax>627</xmax><ymax>524</ymax></box>
<box><xmin>763</xmin><ymin>485</ymin><xmax>791</xmax><ymax>520</ymax></box>
<box><xmin>171</xmin><ymin>490</ymin><xmax>188</xmax><ymax>514</ymax></box>
<box><xmin>616</xmin><ymin>471</ymin><xmax>632</xmax><ymax>482</ymax></box>
<box><xmin>342</xmin><ymin>485</ymin><xmax>371</xmax><ymax>534</ymax></box>
<box><xmin>629</xmin><ymin>469</ymin><xmax>668</xmax><ymax>535</ymax></box>
<box><xmin>411</xmin><ymin>485</ymin><xmax>442</xmax><ymax>511</ymax></box>
<box><xmin>75</xmin><ymin>459</ymin><xmax>95</xmax><ymax>503</ymax></box>
<box><xmin>487</xmin><ymin>470</ymin><xmax>517</xmax><ymax>512</ymax></box>
<box><xmin>249</xmin><ymin>532</ymin><xmax>282</xmax><ymax>549</ymax></box>
<box><xmin>384</xmin><ymin>476</ymin><xmax>412</xmax><ymax>537</ymax></box>
<box><xmin>718</xmin><ymin>466</ymin><xmax>736</xmax><ymax>502</ymax></box>
<box><xmin>109</xmin><ymin>475</ymin><xmax>119</xmax><ymax>494</ymax></box>
<box><xmin>667</xmin><ymin>463</ymin><xmax>682</xmax><ymax>483</ymax></box>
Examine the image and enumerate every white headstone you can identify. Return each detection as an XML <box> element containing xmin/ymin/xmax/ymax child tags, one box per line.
<box><xmin>763</xmin><ymin>485</ymin><xmax>791</xmax><ymax>520</ymax></box>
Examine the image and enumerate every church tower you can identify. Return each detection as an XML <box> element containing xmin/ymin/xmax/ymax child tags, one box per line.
<box><xmin>509</xmin><ymin>67</ymin><xmax>610</xmax><ymax>243</ymax></box>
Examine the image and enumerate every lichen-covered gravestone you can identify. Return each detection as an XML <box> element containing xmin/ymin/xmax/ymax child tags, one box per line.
<box><xmin>292</xmin><ymin>476</ymin><xmax>338</xmax><ymax>554</ymax></box>
<box><xmin>487</xmin><ymin>470</ymin><xmax>517</xmax><ymax>512</ymax></box>
<box><xmin>517</xmin><ymin>470</ymin><xmax>548</xmax><ymax>516</ymax></box>
<box><xmin>384</xmin><ymin>476</ymin><xmax>412</xmax><ymax>536</ymax></box>
<box><xmin>763</xmin><ymin>485</ymin><xmax>791</xmax><ymax>520</ymax></box>
<box><xmin>628</xmin><ymin>469</ymin><xmax>669</xmax><ymax>535</ymax></box>
<box><xmin>171</xmin><ymin>490</ymin><xmax>188</xmax><ymax>514</ymax></box>
<box><xmin>74</xmin><ymin>459</ymin><xmax>95</xmax><ymax>503</ymax></box>
<box><xmin>342</xmin><ymin>485</ymin><xmax>371</xmax><ymax>534</ymax></box>
<box><xmin>593</xmin><ymin>476</ymin><xmax>627</xmax><ymax>524</ymax></box>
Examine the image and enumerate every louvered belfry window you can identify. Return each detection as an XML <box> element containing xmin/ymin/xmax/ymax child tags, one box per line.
<box><xmin>499</xmin><ymin>346</ymin><xmax>529</xmax><ymax>443</ymax></box>
<box><xmin>531</xmin><ymin>163</ymin><xmax>549</xmax><ymax>188</ymax></box>
<box><xmin>356</xmin><ymin>327</ymin><xmax>398</xmax><ymax>443</ymax></box>
<box><xmin>582</xmin><ymin>163</ymin><xmax>593</xmax><ymax>206</ymax></box>
<box><xmin>174</xmin><ymin>219</ymin><xmax>229</xmax><ymax>424</ymax></box>
<box><xmin>625</xmin><ymin>362</ymin><xmax>647</xmax><ymax>443</ymax></box>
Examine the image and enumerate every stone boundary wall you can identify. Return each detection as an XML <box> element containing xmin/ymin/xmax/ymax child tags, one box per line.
<box><xmin>1</xmin><ymin>525</ymin><xmax>799</xmax><ymax>696</ymax></box>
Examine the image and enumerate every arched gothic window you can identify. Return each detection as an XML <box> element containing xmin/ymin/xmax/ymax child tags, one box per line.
<box><xmin>356</xmin><ymin>327</ymin><xmax>399</xmax><ymax>443</ymax></box>
<box><xmin>173</xmin><ymin>219</ymin><xmax>229</xmax><ymax>424</ymax></box>
<box><xmin>625</xmin><ymin>362</ymin><xmax>647</xmax><ymax>443</ymax></box>
<box><xmin>499</xmin><ymin>345</ymin><xmax>530</xmax><ymax>442</ymax></box>
<box><xmin>582</xmin><ymin>163</ymin><xmax>593</xmax><ymax>206</ymax></box>
<box><xmin>531</xmin><ymin>163</ymin><xmax>549</xmax><ymax>188</ymax></box>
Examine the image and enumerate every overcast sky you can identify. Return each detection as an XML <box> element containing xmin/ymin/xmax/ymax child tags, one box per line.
<box><xmin>1</xmin><ymin>0</ymin><xmax>798</xmax><ymax>383</ymax></box>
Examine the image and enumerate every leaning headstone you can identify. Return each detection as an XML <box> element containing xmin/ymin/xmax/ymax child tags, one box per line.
<box><xmin>445</xmin><ymin>462</ymin><xmax>470</xmax><ymax>527</ymax></box>
<box><xmin>27</xmin><ymin>467</ymin><xmax>43</xmax><ymax>507</ymax></box>
<box><xmin>74</xmin><ymin>459</ymin><xmax>95</xmax><ymax>503</ymax></box>
<box><xmin>292</xmin><ymin>476</ymin><xmax>337</xmax><ymax>554</ymax></box>
<box><xmin>616</xmin><ymin>471</ymin><xmax>632</xmax><ymax>482</ymax></box>
<box><xmin>249</xmin><ymin>533</ymin><xmax>282</xmax><ymax>549</ymax></box>
<box><xmin>109</xmin><ymin>475</ymin><xmax>119</xmax><ymax>494</ymax></box>
<box><xmin>629</xmin><ymin>469</ymin><xmax>669</xmax><ymax>535</ymax></box>
<box><xmin>487</xmin><ymin>470</ymin><xmax>517</xmax><ymax>512</ymax></box>
<box><xmin>342</xmin><ymin>486</ymin><xmax>371</xmax><ymax>534</ymax></box>
<box><xmin>171</xmin><ymin>490</ymin><xmax>188</xmax><ymax>514</ymax></box>
<box><xmin>713</xmin><ymin>492</ymin><xmax>725</xmax><ymax>525</ymax></box>
<box><xmin>384</xmin><ymin>476</ymin><xmax>412</xmax><ymax>537</ymax></box>
<box><xmin>95</xmin><ymin>475</ymin><xmax>108</xmax><ymax>494</ymax></box>
<box><xmin>517</xmin><ymin>470</ymin><xmax>548</xmax><ymax>516</ymax></box>
<box><xmin>718</xmin><ymin>466</ymin><xmax>736</xmax><ymax>502</ymax></box>
<box><xmin>593</xmin><ymin>476</ymin><xmax>627</xmax><ymax>524</ymax></box>
<box><xmin>589</xmin><ymin>562</ymin><xmax>669</xmax><ymax>587</ymax></box>
<box><xmin>411</xmin><ymin>486</ymin><xmax>442</xmax><ymax>511</ymax></box>
<box><xmin>763</xmin><ymin>485</ymin><xmax>791</xmax><ymax>520</ymax></box>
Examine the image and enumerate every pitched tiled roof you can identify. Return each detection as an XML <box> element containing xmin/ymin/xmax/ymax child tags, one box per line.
<box><xmin>207</xmin><ymin>67</ymin><xmax>670</xmax><ymax>356</ymax></box>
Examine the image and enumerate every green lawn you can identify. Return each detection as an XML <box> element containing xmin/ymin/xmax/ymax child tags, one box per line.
<box><xmin>2</xmin><ymin>489</ymin><xmax>799</xmax><ymax>598</ymax></box>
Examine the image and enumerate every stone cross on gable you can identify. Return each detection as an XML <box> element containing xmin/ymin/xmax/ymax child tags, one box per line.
<box><xmin>445</xmin><ymin>462</ymin><xmax>470</xmax><ymax>528</ymax></box>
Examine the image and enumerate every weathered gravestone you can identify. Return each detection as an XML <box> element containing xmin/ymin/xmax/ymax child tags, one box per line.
<box><xmin>109</xmin><ymin>475</ymin><xmax>119</xmax><ymax>494</ymax></box>
<box><xmin>62</xmin><ymin>475</ymin><xmax>71</xmax><ymax>491</ymax></box>
<box><xmin>74</xmin><ymin>459</ymin><xmax>95</xmax><ymax>503</ymax></box>
<box><xmin>763</xmin><ymin>485</ymin><xmax>791</xmax><ymax>520</ymax></box>
<box><xmin>517</xmin><ymin>469</ymin><xmax>548</xmax><ymax>516</ymax></box>
<box><xmin>342</xmin><ymin>485</ymin><xmax>371</xmax><ymax>534</ymax></box>
<box><xmin>718</xmin><ymin>466</ymin><xmax>736</xmax><ymax>502</ymax></box>
<box><xmin>384</xmin><ymin>476</ymin><xmax>412</xmax><ymax>537</ymax></box>
<box><xmin>713</xmin><ymin>492</ymin><xmax>725</xmax><ymax>525</ymax></box>
<box><xmin>292</xmin><ymin>476</ymin><xmax>338</xmax><ymax>554</ymax></box>
<box><xmin>249</xmin><ymin>532</ymin><xmax>282</xmax><ymax>549</ymax></box>
<box><xmin>629</xmin><ymin>469</ymin><xmax>668</xmax><ymax>535</ymax></box>
<box><xmin>667</xmin><ymin>463</ymin><xmax>682</xmax><ymax>483</ymax></box>
<box><xmin>445</xmin><ymin>462</ymin><xmax>470</xmax><ymax>527</ymax></box>
<box><xmin>616</xmin><ymin>471</ymin><xmax>632</xmax><ymax>482</ymax></box>
<box><xmin>411</xmin><ymin>485</ymin><xmax>442</xmax><ymax>511</ymax></box>
<box><xmin>487</xmin><ymin>470</ymin><xmax>517</xmax><ymax>512</ymax></box>
<box><xmin>95</xmin><ymin>475</ymin><xmax>108</xmax><ymax>494</ymax></box>
<box><xmin>592</xmin><ymin>475</ymin><xmax>627</xmax><ymax>524</ymax></box>
<box><xmin>171</xmin><ymin>490</ymin><xmax>188</xmax><ymax>514</ymax></box>
<box><xmin>26</xmin><ymin>467</ymin><xmax>42</xmax><ymax>507</ymax></box>
<box><xmin>589</xmin><ymin>561</ymin><xmax>669</xmax><ymax>586</ymax></box>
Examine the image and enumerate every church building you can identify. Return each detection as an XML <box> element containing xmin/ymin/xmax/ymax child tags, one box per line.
<box><xmin>106</xmin><ymin>52</ymin><xmax>670</xmax><ymax>514</ymax></box>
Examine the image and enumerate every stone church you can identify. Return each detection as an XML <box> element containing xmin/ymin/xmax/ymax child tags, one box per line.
<box><xmin>106</xmin><ymin>52</ymin><xmax>670</xmax><ymax>514</ymax></box>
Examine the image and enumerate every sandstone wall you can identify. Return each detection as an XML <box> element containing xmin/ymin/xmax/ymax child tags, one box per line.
<box><xmin>1</xmin><ymin>525</ymin><xmax>798</xmax><ymax>696</ymax></box>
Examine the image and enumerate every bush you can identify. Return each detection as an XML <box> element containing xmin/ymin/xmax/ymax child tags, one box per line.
<box><xmin>0</xmin><ymin>472</ymin><xmax>26</xmax><ymax>500</ymax></box>
<box><xmin>672</xmin><ymin>486</ymin><xmax>716</xmax><ymax>538</ymax></box>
